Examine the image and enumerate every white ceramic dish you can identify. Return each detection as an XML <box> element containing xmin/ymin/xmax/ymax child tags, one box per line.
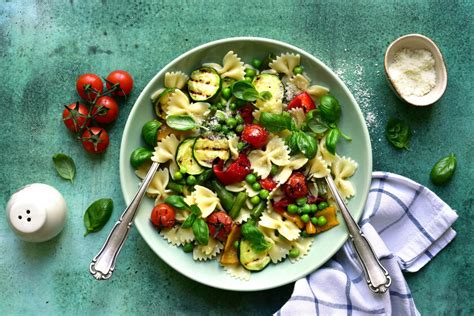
<box><xmin>384</xmin><ymin>33</ymin><xmax>447</xmax><ymax>106</ymax></box>
<box><xmin>119</xmin><ymin>37</ymin><xmax>372</xmax><ymax>291</ymax></box>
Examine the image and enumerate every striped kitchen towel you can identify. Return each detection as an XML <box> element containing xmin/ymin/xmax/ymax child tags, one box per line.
<box><xmin>277</xmin><ymin>172</ymin><xmax>458</xmax><ymax>316</ymax></box>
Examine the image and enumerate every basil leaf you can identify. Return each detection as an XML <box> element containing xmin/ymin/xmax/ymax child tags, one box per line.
<box><xmin>164</xmin><ymin>195</ymin><xmax>188</xmax><ymax>210</ymax></box>
<box><xmin>319</xmin><ymin>95</ymin><xmax>341</xmax><ymax>123</ymax></box>
<box><xmin>181</xmin><ymin>213</ymin><xmax>197</xmax><ymax>228</ymax></box>
<box><xmin>141</xmin><ymin>120</ymin><xmax>162</xmax><ymax>147</ymax></box>
<box><xmin>83</xmin><ymin>198</ymin><xmax>113</xmax><ymax>236</ymax></box>
<box><xmin>129</xmin><ymin>147</ymin><xmax>153</xmax><ymax>169</ymax></box>
<box><xmin>192</xmin><ymin>218</ymin><xmax>209</xmax><ymax>245</ymax></box>
<box><xmin>430</xmin><ymin>153</ymin><xmax>457</xmax><ymax>185</ymax></box>
<box><xmin>232</xmin><ymin>81</ymin><xmax>258</xmax><ymax>101</ymax></box>
<box><xmin>307</xmin><ymin>117</ymin><xmax>329</xmax><ymax>134</ymax></box>
<box><xmin>241</xmin><ymin>222</ymin><xmax>272</xmax><ymax>252</ymax></box>
<box><xmin>297</xmin><ymin>132</ymin><xmax>318</xmax><ymax>159</ymax></box>
<box><xmin>242</xmin><ymin>88</ymin><xmax>259</xmax><ymax>101</ymax></box>
<box><xmin>385</xmin><ymin>118</ymin><xmax>411</xmax><ymax>149</ymax></box>
<box><xmin>189</xmin><ymin>204</ymin><xmax>202</xmax><ymax>216</ymax></box>
<box><xmin>326</xmin><ymin>128</ymin><xmax>340</xmax><ymax>155</ymax></box>
<box><xmin>286</xmin><ymin>133</ymin><xmax>299</xmax><ymax>153</ymax></box>
<box><xmin>52</xmin><ymin>153</ymin><xmax>76</xmax><ymax>182</ymax></box>
<box><xmin>259</xmin><ymin>112</ymin><xmax>293</xmax><ymax>132</ymax></box>
<box><xmin>166</xmin><ymin>115</ymin><xmax>197</xmax><ymax>131</ymax></box>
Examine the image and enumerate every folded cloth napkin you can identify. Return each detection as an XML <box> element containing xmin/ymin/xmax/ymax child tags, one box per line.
<box><xmin>277</xmin><ymin>172</ymin><xmax>458</xmax><ymax>316</ymax></box>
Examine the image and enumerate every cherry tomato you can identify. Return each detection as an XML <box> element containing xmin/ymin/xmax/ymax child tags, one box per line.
<box><xmin>287</xmin><ymin>92</ymin><xmax>315</xmax><ymax>113</ymax></box>
<box><xmin>272</xmin><ymin>199</ymin><xmax>291</xmax><ymax>214</ymax></box>
<box><xmin>62</xmin><ymin>102</ymin><xmax>90</xmax><ymax>133</ymax></box>
<box><xmin>259</xmin><ymin>177</ymin><xmax>277</xmax><ymax>191</ymax></box>
<box><xmin>238</xmin><ymin>104</ymin><xmax>254</xmax><ymax>124</ymax></box>
<box><xmin>241</xmin><ymin>124</ymin><xmax>269</xmax><ymax>149</ymax></box>
<box><xmin>106</xmin><ymin>70</ymin><xmax>134</xmax><ymax>96</ymax></box>
<box><xmin>150</xmin><ymin>203</ymin><xmax>176</xmax><ymax>229</ymax></box>
<box><xmin>76</xmin><ymin>73</ymin><xmax>103</xmax><ymax>101</ymax></box>
<box><xmin>206</xmin><ymin>211</ymin><xmax>233</xmax><ymax>242</ymax></box>
<box><xmin>91</xmin><ymin>96</ymin><xmax>119</xmax><ymax>124</ymax></box>
<box><xmin>213</xmin><ymin>153</ymin><xmax>251</xmax><ymax>185</ymax></box>
<box><xmin>81</xmin><ymin>127</ymin><xmax>110</xmax><ymax>154</ymax></box>
<box><xmin>283</xmin><ymin>172</ymin><xmax>308</xmax><ymax>199</ymax></box>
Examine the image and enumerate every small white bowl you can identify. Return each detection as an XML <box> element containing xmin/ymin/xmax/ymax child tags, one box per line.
<box><xmin>384</xmin><ymin>34</ymin><xmax>447</xmax><ymax>106</ymax></box>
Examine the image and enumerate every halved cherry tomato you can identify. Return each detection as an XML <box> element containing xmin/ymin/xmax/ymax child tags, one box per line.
<box><xmin>287</xmin><ymin>92</ymin><xmax>315</xmax><ymax>113</ymax></box>
<box><xmin>207</xmin><ymin>211</ymin><xmax>233</xmax><ymax>242</ymax></box>
<box><xmin>241</xmin><ymin>124</ymin><xmax>269</xmax><ymax>149</ymax></box>
<box><xmin>92</xmin><ymin>96</ymin><xmax>119</xmax><ymax>124</ymax></box>
<box><xmin>283</xmin><ymin>172</ymin><xmax>308</xmax><ymax>199</ymax></box>
<box><xmin>213</xmin><ymin>153</ymin><xmax>251</xmax><ymax>185</ymax></box>
<box><xmin>81</xmin><ymin>127</ymin><xmax>110</xmax><ymax>154</ymax></box>
<box><xmin>62</xmin><ymin>102</ymin><xmax>90</xmax><ymax>133</ymax></box>
<box><xmin>272</xmin><ymin>199</ymin><xmax>291</xmax><ymax>214</ymax></box>
<box><xmin>259</xmin><ymin>177</ymin><xmax>277</xmax><ymax>191</ymax></box>
<box><xmin>150</xmin><ymin>203</ymin><xmax>175</xmax><ymax>229</ymax></box>
<box><xmin>106</xmin><ymin>70</ymin><xmax>134</xmax><ymax>97</ymax></box>
<box><xmin>76</xmin><ymin>73</ymin><xmax>103</xmax><ymax>101</ymax></box>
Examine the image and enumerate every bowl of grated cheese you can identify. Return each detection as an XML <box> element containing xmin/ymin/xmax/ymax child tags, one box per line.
<box><xmin>384</xmin><ymin>33</ymin><xmax>447</xmax><ymax>106</ymax></box>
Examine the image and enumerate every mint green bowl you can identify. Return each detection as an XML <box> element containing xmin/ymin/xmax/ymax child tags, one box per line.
<box><xmin>119</xmin><ymin>37</ymin><xmax>372</xmax><ymax>291</ymax></box>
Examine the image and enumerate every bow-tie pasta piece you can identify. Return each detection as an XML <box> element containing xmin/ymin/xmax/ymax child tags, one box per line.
<box><xmin>193</xmin><ymin>237</ymin><xmax>223</xmax><ymax>261</ymax></box>
<box><xmin>135</xmin><ymin>167</ymin><xmax>170</xmax><ymax>201</ymax></box>
<box><xmin>259</xmin><ymin>211</ymin><xmax>300</xmax><ymax>241</ymax></box>
<box><xmin>289</xmin><ymin>237</ymin><xmax>314</xmax><ymax>263</ymax></box>
<box><xmin>223</xmin><ymin>265</ymin><xmax>251</xmax><ymax>281</ymax></box>
<box><xmin>332</xmin><ymin>156</ymin><xmax>358</xmax><ymax>200</ymax></box>
<box><xmin>269</xmin><ymin>53</ymin><xmax>301</xmax><ymax>77</ymax></box>
<box><xmin>160</xmin><ymin>225</ymin><xmax>195</xmax><ymax>246</ymax></box>
<box><xmin>164</xmin><ymin>71</ymin><xmax>189</xmax><ymax>89</ymax></box>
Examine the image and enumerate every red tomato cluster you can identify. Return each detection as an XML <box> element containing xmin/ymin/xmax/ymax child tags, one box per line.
<box><xmin>62</xmin><ymin>70</ymin><xmax>134</xmax><ymax>153</ymax></box>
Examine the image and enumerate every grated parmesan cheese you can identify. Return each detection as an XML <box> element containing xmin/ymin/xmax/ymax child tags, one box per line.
<box><xmin>388</xmin><ymin>48</ymin><xmax>436</xmax><ymax>98</ymax></box>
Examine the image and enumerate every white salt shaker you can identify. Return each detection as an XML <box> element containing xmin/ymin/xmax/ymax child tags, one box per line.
<box><xmin>6</xmin><ymin>183</ymin><xmax>67</xmax><ymax>242</ymax></box>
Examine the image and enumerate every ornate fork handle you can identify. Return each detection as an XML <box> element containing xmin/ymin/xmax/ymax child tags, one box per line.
<box><xmin>325</xmin><ymin>176</ymin><xmax>391</xmax><ymax>293</ymax></box>
<box><xmin>89</xmin><ymin>162</ymin><xmax>159</xmax><ymax>280</ymax></box>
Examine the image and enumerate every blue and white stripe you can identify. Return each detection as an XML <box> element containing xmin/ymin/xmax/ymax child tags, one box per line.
<box><xmin>277</xmin><ymin>172</ymin><xmax>458</xmax><ymax>316</ymax></box>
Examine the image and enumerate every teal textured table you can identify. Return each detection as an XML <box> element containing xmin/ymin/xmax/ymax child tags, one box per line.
<box><xmin>1</xmin><ymin>1</ymin><xmax>472</xmax><ymax>314</ymax></box>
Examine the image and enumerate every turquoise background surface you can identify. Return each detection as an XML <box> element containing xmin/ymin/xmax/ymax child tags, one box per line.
<box><xmin>0</xmin><ymin>0</ymin><xmax>472</xmax><ymax>315</ymax></box>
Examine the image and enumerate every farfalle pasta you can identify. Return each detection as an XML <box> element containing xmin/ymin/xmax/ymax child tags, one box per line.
<box><xmin>129</xmin><ymin>49</ymin><xmax>359</xmax><ymax>280</ymax></box>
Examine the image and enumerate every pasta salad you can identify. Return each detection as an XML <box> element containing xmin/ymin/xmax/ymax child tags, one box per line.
<box><xmin>130</xmin><ymin>51</ymin><xmax>357</xmax><ymax>280</ymax></box>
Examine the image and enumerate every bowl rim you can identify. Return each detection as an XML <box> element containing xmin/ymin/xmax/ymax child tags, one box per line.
<box><xmin>119</xmin><ymin>36</ymin><xmax>373</xmax><ymax>291</ymax></box>
<box><xmin>384</xmin><ymin>33</ymin><xmax>447</xmax><ymax>106</ymax></box>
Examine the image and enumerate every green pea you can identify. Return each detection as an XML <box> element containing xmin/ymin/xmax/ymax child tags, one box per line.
<box><xmin>301</xmin><ymin>214</ymin><xmax>310</xmax><ymax>223</ymax></box>
<box><xmin>212</xmin><ymin>124</ymin><xmax>222</xmax><ymax>132</ymax></box>
<box><xmin>221</xmin><ymin>125</ymin><xmax>229</xmax><ymax>133</ymax></box>
<box><xmin>289</xmin><ymin>248</ymin><xmax>300</xmax><ymax>258</ymax></box>
<box><xmin>245</xmin><ymin>173</ymin><xmax>257</xmax><ymax>184</ymax></box>
<box><xmin>173</xmin><ymin>171</ymin><xmax>184</xmax><ymax>181</ymax></box>
<box><xmin>245</xmin><ymin>68</ymin><xmax>256</xmax><ymax>78</ymax></box>
<box><xmin>182</xmin><ymin>243</ymin><xmax>194</xmax><ymax>253</ymax></box>
<box><xmin>252</xmin><ymin>182</ymin><xmax>261</xmax><ymax>191</ymax></box>
<box><xmin>233</xmin><ymin>240</ymin><xmax>240</xmax><ymax>249</ymax></box>
<box><xmin>251</xmin><ymin>58</ymin><xmax>262</xmax><ymax>69</ymax></box>
<box><xmin>318</xmin><ymin>201</ymin><xmax>329</xmax><ymax>211</ymax></box>
<box><xmin>179</xmin><ymin>166</ymin><xmax>187</xmax><ymax>174</ymax></box>
<box><xmin>235</xmin><ymin>124</ymin><xmax>244</xmax><ymax>133</ymax></box>
<box><xmin>293</xmin><ymin>65</ymin><xmax>304</xmax><ymax>75</ymax></box>
<box><xmin>311</xmin><ymin>217</ymin><xmax>318</xmax><ymax>225</ymax></box>
<box><xmin>186</xmin><ymin>175</ymin><xmax>197</xmax><ymax>186</ymax></box>
<box><xmin>210</xmin><ymin>104</ymin><xmax>217</xmax><ymax>111</ymax></box>
<box><xmin>259</xmin><ymin>189</ymin><xmax>269</xmax><ymax>199</ymax></box>
<box><xmin>296</xmin><ymin>197</ymin><xmax>307</xmax><ymax>206</ymax></box>
<box><xmin>237</xmin><ymin>142</ymin><xmax>246</xmax><ymax>151</ymax></box>
<box><xmin>229</xmin><ymin>103</ymin><xmax>237</xmax><ymax>111</ymax></box>
<box><xmin>302</xmin><ymin>204</ymin><xmax>311</xmax><ymax>213</ymax></box>
<box><xmin>310</xmin><ymin>204</ymin><xmax>318</xmax><ymax>212</ymax></box>
<box><xmin>236</xmin><ymin>115</ymin><xmax>244</xmax><ymax>124</ymax></box>
<box><xmin>270</xmin><ymin>164</ymin><xmax>279</xmax><ymax>176</ymax></box>
<box><xmin>216</xmin><ymin>111</ymin><xmax>226</xmax><ymax>122</ymax></box>
<box><xmin>243</xmin><ymin>76</ymin><xmax>252</xmax><ymax>83</ymax></box>
<box><xmin>287</xmin><ymin>204</ymin><xmax>298</xmax><ymax>214</ymax></box>
<box><xmin>222</xmin><ymin>87</ymin><xmax>232</xmax><ymax>99</ymax></box>
<box><xmin>317</xmin><ymin>216</ymin><xmax>327</xmax><ymax>226</ymax></box>
<box><xmin>226</xmin><ymin>117</ymin><xmax>237</xmax><ymax>129</ymax></box>
<box><xmin>250</xmin><ymin>195</ymin><xmax>261</xmax><ymax>205</ymax></box>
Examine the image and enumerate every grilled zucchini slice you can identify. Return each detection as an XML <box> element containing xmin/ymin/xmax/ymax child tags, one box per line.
<box><xmin>193</xmin><ymin>137</ymin><xmax>230</xmax><ymax>168</ymax></box>
<box><xmin>253</xmin><ymin>74</ymin><xmax>284</xmax><ymax>114</ymax></box>
<box><xmin>176</xmin><ymin>138</ymin><xmax>204</xmax><ymax>175</ymax></box>
<box><xmin>150</xmin><ymin>88</ymin><xmax>175</xmax><ymax>119</ymax></box>
<box><xmin>239</xmin><ymin>240</ymin><xmax>271</xmax><ymax>271</ymax></box>
<box><xmin>187</xmin><ymin>67</ymin><xmax>221</xmax><ymax>101</ymax></box>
